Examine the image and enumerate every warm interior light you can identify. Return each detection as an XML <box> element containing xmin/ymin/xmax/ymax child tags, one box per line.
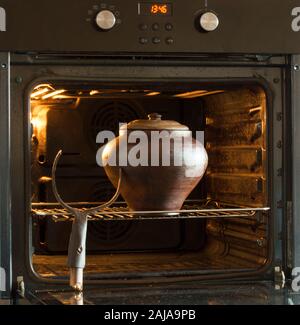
<box><xmin>31</xmin><ymin>107</ymin><xmax>49</xmax><ymax>131</ymax></box>
<box><xmin>39</xmin><ymin>176</ymin><xmax>52</xmax><ymax>183</ymax></box>
<box><xmin>146</xmin><ymin>92</ymin><xmax>161</xmax><ymax>96</ymax></box>
<box><xmin>31</xmin><ymin>88</ymin><xmax>50</xmax><ymax>98</ymax></box>
<box><xmin>174</xmin><ymin>90</ymin><xmax>224</xmax><ymax>99</ymax></box>
<box><xmin>31</xmin><ymin>85</ymin><xmax>225</xmax><ymax>101</ymax></box>
<box><xmin>33</xmin><ymin>84</ymin><xmax>54</xmax><ymax>90</ymax></box>
<box><xmin>42</xmin><ymin>89</ymin><xmax>66</xmax><ymax>100</ymax></box>
<box><xmin>174</xmin><ymin>90</ymin><xmax>207</xmax><ymax>98</ymax></box>
<box><xmin>53</xmin><ymin>95</ymin><xmax>72</xmax><ymax>99</ymax></box>
<box><xmin>249</xmin><ymin>106</ymin><xmax>262</xmax><ymax>115</ymax></box>
<box><xmin>31</xmin><ymin>116</ymin><xmax>44</xmax><ymax>130</ymax></box>
<box><xmin>31</xmin><ymin>84</ymin><xmax>55</xmax><ymax>99</ymax></box>
<box><xmin>90</xmin><ymin>90</ymin><xmax>100</xmax><ymax>96</ymax></box>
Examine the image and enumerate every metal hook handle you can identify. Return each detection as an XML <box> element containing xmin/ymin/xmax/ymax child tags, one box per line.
<box><xmin>51</xmin><ymin>150</ymin><xmax>122</xmax><ymax>291</ymax></box>
<box><xmin>51</xmin><ymin>150</ymin><xmax>122</xmax><ymax>216</ymax></box>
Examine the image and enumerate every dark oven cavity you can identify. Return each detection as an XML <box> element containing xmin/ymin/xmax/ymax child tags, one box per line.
<box><xmin>29</xmin><ymin>81</ymin><xmax>270</xmax><ymax>281</ymax></box>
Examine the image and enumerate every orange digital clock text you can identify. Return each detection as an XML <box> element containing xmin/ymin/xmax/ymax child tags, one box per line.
<box><xmin>151</xmin><ymin>4</ymin><xmax>168</xmax><ymax>14</ymax></box>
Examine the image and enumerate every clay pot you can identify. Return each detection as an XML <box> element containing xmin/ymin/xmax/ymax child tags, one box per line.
<box><xmin>101</xmin><ymin>113</ymin><xmax>208</xmax><ymax>212</ymax></box>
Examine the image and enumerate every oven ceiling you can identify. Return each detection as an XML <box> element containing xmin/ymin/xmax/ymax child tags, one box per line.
<box><xmin>30</xmin><ymin>83</ymin><xmax>224</xmax><ymax>101</ymax></box>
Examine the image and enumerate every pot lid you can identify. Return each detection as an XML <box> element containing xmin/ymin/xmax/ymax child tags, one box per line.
<box><xmin>121</xmin><ymin>113</ymin><xmax>190</xmax><ymax>131</ymax></box>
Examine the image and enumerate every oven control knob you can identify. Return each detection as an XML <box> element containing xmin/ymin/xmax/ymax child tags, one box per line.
<box><xmin>95</xmin><ymin>10</ymin><xmax>116</xmax><ymax>30</ymax></box>
<box><xmin>199</xmin><ymin>12</ymin><xmax>219</xmax><ymax>32</ymax></box>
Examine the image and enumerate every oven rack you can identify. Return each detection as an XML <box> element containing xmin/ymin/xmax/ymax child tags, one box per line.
<box><xmin>31</xmin><ymin>200</ymin><xmax>270</xmax><ymax>222</ymax></box>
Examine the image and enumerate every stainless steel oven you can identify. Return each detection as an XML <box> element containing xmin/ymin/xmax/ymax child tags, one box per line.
<box><xmin>0</xmin><ymin>0</ymin><xmax>300</xmax><ymax>304</ymax></box>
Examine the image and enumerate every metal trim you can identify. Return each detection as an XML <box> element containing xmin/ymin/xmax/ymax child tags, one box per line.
<box><xmin>291</xmin><ymin>55</ymin><xmax>300</xmax><ymax>269</ymax></box>
<box><xmin>0</xmin><ymin>52</ymin><xmax>11</xmax><ymax>299</ymax></box>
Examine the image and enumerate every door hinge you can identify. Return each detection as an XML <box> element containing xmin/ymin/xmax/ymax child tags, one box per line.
<box><xmin>274</xmin><ymin>266</ymin><xmax>286</xmax><ymax>290</ymax></box>
<box><xmin>17</xmin><ymin>276</ymin><xmax>25</xmax><ymax>297</ymax></box>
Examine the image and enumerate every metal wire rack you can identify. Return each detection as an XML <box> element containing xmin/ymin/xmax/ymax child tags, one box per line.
<box><xmin>31</xmin><ymin>200</ymin><xmax>270</xmax><ymax>222</ymax></box>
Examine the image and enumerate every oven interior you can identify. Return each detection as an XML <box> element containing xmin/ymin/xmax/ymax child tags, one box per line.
<box><xmin>29</xmin><ymin>81</ymin><xmax>270</xmax><ymax>280</ymax></box>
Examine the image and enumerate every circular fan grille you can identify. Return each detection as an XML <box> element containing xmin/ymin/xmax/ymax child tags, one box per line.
<box><xmin>88</xmin><ymin>220</ymin><xmax>133</xmax><ymax>243</ymax></box>
<box><xmin>89</xmin><ymin>100</ymin><xmax>145</xmax><ymax>148</ymax></box>
<box><xmin>86</xmin><ymin>101</ymin><xmax>144</xmax><ymax>245</ymax></box>
<box><xmin>88</xmin><ymin>178</ymin><xmax>134</xmax><ymax>244</ymax></box>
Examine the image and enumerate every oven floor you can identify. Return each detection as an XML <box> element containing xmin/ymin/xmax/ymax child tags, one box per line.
<box><xmin>32</xmin><ymin>251</ymin><xmax>259</xmax><ymax>278</ymax></box>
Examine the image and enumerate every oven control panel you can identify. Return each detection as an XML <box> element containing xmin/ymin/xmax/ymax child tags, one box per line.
<box><xmin>0</xmin><ymin>0</ymin><xmax>300</xmax><ymax>54</ymax></box>
<box><xmin>88</xmin><ymin>1</ymin><xmax>221</xmax><ymax>48</ymax></box>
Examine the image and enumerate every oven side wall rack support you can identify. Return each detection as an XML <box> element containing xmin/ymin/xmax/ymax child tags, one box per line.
<box><xmin>0</xmin><ymin>51</ymin><xmax>12</xmax><ymax>300</ymax></box>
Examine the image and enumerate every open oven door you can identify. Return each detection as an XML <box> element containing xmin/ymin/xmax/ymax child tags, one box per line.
<box><xmin>0</xmin><ymin>52</ymin><xmax>12</xmax><ymax>303</ymax></box>
<box><xmin>22</xmin><ymin>281</ymin><xmax>300</xmax><ymax>305</ymax></box>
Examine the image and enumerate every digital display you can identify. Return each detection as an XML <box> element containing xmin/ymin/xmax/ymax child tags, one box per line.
<box><xmin>139</xmin><ymin>3</ymin><xmax>173</xmax><ymax>16</ymax></box>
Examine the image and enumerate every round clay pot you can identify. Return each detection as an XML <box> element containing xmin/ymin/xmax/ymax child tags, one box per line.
<box><xmin>101</xmin><ymin>113</ymin><xmax>208</xmax><ymax>212</ymax></box>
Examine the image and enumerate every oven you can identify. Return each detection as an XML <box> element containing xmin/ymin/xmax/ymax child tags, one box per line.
<box><xmin>0</xmin><ymin>0</ymin><xmax>300</xmax><ymax>305</ymax></box>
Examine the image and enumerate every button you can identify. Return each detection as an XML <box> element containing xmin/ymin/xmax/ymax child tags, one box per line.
<box><xmin>139</xmin><ymin>23</ymin><xmax>148</xmax><ymax>31</ymax></box>
<box><xmin>95</xmin><ymin>10</ymin><xmax>116</xmax><ymax>30</ymax></box>
<box><xmin>139</xmin><ymin>37</ymin><xmax>148</xmax><ymax>44</ymax></box>
<box><xmin>165</xmin><ymin>37</ymin><xmax>174</xmax><ymax>45</ymax></box>
<box><xmin>152</xmin><ymin>37</ymin><xmax>161</xmax><ymax>44</ymax></box>
<box><xmin>152</xmin><ymin>23</ymin><xmax>160</xmax><ymax>31</ymax></box>
<box><xmin>165</xmin><ymin>23</ymin><xmax>173</xmax><ymax>31</ymax></box>
<box><xmin>199</xmin><ymin>12</ymin><xmax>219</xmax><ymax>32</ymax></box>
